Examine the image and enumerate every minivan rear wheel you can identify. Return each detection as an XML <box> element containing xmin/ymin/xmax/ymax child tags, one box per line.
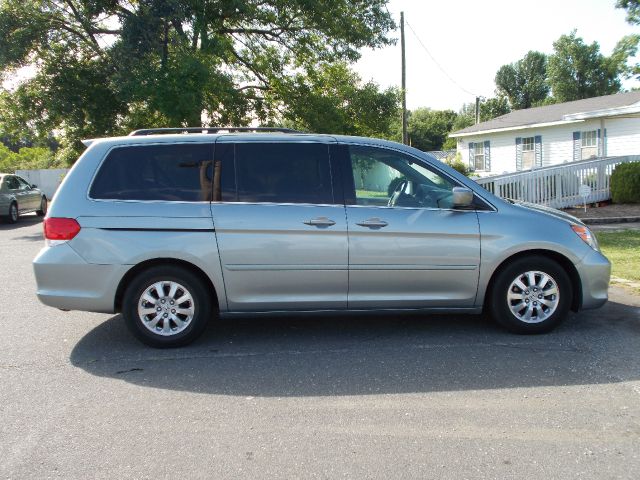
<box><xmin>122</xmin><ymin>265</ymin><xmax>212</xmax><ymax>348</ymax></box>
<box><xmin>489</xmin><ymin>256</ymin><xmax>572</xmax><ymax>334</ymax></box>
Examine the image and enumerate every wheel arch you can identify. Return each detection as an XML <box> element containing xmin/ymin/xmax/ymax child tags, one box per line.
<box><xmin>114</xmin><ymin>258</ymin><xmax>220</xmax><ymax>313</ymax></box>
<box><xmin>483</xmin><ymin>249</ymin><xmax>582</xmax><ymax>313</ymax></box>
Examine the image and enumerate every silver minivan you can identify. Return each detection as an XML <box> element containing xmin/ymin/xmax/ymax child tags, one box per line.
<box><xmin>33</xmin><ymin>128</ymin><xmax>611</xmax><ymax>347</ymax></box>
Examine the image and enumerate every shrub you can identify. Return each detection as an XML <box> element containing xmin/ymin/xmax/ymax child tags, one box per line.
<box><xmin>443</xmin><ymin>152</ymin><xmax>471</xmax><ymax>177</ymax></box>
<box><xmin>610</xmin><ymin>162</ymin><xmax>640</xmax><ymax>203</ymax></box>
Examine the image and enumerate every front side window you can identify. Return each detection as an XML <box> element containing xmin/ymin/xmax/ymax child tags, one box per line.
<box><xmin>581</xmin><ymin>130</ymin><xmax>597</xmax><ymax>159</ymax></box>
<box><xmin>349</xmin><ymin>145</ymin><xmax>457</xmax><ymax>209</ymax></box>
<box><xmin>16</xmin><ymin>176</ymin><xmax>31</xmax><ymax>190</ymax></box>
<box><xmin>522</xmin><ymin>137</ymin><xmax>535</xmax><ymax>170</ymax></box>
<box><xmin>90</xmin><ymin>144</ymin><xmax>213</xmax><ymax>201</ymax></box>
<box><xmin>222</xmin><ymin>143</ymin><xmax>333</xmax><ymax>204</ymax></box>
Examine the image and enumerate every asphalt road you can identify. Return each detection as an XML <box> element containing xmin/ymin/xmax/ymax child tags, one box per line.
<box><xmin>1</xmin><ymin>216</ymin><xmax>640</xmax><ymax>479</ymax></box>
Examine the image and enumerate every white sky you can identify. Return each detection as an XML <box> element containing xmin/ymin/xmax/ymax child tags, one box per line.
<box><xmin>354</xmin><ymin>0</ymin><xmax>640</xmax><ymax>111</ymax></box>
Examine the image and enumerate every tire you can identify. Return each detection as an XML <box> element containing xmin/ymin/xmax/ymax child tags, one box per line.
<box><xmin>489</xmin><ymin>256</ymin><xmax>572</xmax><ymax>334</ymax></box>
<box><xmin>36</xmin><ymin>197</ymin><xmax>47</xmax><ymax>216</ymax></box>
<box><xmin>6</xmin><ymin>202</ymin><xmax>18</xmax><ymax>224</ymax></box>
<box><xmin>122</xmin><ymin>265</ymin><xmax>213</xmax><ymax>348</ymax></box>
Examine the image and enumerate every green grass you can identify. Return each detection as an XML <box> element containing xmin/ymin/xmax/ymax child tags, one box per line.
<box><xmin>596</xmin><ymin>230</ymin><xmax>640</xmax><ymax>283</ymax></box>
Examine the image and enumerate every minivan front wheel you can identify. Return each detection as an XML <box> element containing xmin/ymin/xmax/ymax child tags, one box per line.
<box><xmin>489</xmin><ymin>256</ymin><xmax>572</xmax><ymax>334</ymax></box>
<box><xmin>122</xmin><ymin>265</ymin><xmax>212</xmax><ymax>348</ymax></box>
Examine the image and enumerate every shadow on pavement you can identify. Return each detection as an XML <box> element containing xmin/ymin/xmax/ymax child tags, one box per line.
<box><xmin>0</xmin><ymin>215</ymin><xmax>42</xmax><ymax>233</ymax></box>
<box><xmin>70</xmin><ymin>295</ymin><xmax>640</xmax><ymax>397</ymax></box>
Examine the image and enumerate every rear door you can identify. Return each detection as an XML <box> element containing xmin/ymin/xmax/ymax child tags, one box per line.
<box><xmin>341</xmin><ymin>144</ymin><xmax>481</xmax><ymax>308</ymax></box>
<box><xmin>211</xmin><ymin>138</ymin><xmax>348</xmax><ymax>311</ymax></box>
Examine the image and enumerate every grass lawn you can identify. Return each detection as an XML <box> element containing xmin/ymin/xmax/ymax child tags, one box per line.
<box><xmin>596</xmin><ymin>230</ymin><xmax>640</xmax><ymax>283</ymax></box>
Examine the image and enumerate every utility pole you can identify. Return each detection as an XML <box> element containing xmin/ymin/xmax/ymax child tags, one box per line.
<box><xmin>400</xmin><ymin>11</ymin><xmax>408</xmax><ymax>145</ymax></box>
<box><xmin>475</xmin><ymin>96</ymin><xmax>480</xmax><ymax>124</ymax></box>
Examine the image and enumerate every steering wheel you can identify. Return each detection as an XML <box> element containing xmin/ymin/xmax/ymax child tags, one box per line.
<box><xmin>388</xmin><ymin>179</ymin><xmax>409</xmax><ymax>207</ymax></box>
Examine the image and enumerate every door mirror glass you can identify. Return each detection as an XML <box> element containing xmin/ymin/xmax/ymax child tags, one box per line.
<box><xmin>452</xmin><ymin>187</ymin><xmax>474</xmax><ymax>208</ymax></box>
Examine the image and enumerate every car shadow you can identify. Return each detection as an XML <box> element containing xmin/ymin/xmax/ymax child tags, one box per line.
<box><xmin>70</xmin><ymin>295</ymin><xmax>640</xmax><ymax>397</ymax></box>
<box><xmin>0</xmin><ymin>214</ymin><xmax>42</xmax><ymax>232</ymax></box>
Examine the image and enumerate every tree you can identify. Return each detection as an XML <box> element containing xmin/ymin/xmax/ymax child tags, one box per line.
<box><xmin>495</xmin><ymin>51</ymin><xmax>550</xmax><ymax>109</ymax></box>
<box><xmin>480</xmin><ymin>96</ymin><xmax>511</xmax><ymax>121</ymax></box>
<box><xmin>406</xmin><ymin>108</ymin><xmax>457</xmax><ymax>151</ymax></box>
<box><xmin>274</xmin><ymin>62</ymin><xmax>399</xmax><ymax>139</ymax></box>
<box><xmin>547</xmin><ymin>31</ymin><xmax>633</xmax><ymax>102</ymax></box>
<box><xmin>617</xmin><ymin>0</ymin><xmax>640</xmax><ymax>24</ymax></box>
<box><xmin>0</xmin><ymin>0</ymin><xmax>395</xmax><ymax>163</ymax></box>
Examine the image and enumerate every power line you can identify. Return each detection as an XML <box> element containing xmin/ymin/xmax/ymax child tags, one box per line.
<box><xmin>404</xmin><ymin>20</ymin><xmax>482</xmax><ymax>99</ymax></box>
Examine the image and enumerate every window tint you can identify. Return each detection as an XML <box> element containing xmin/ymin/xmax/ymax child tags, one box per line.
<box><xmin>349</xmin><ymin>146</ymin><xmax>457</xmax><ymax>209</ymax></box>
<box><xmin>227</xmin><ymin>143</ymin><xmax>333</xmax><ymax>204</ymax></box>
<box><xmin>5</xmin><ymin>176</ymin><xmax>20</xmax><ymax>190</ymax></box>
<box><xmin>90</xmin><ymin>144</ymin><xmax>213</xmax><ymax>201</ymax></box>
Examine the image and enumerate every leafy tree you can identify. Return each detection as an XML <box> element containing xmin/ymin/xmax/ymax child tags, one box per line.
<box><xmin>0</xmin><ymin>143</ymin><xmax>57</xmax><ymax>172</ymax></box>
<box><xmin>274</xmin><ymin>62</ymin><xmax>399</xmax><ymax>138</ymax></box>
<box><xmin>406</xmin><ymin>108</ymin><xmax>457</xmax><ymax>151</ymax></box>
<box><xmin>617</xmin><ymin>0</ymin><xmax>640</xmax><ymax>24</ymax></box>
<box><xmin>480</xmin><ymin>96</ymin><xmax>511</xmax><ymax>121</ymax></box>
<box><xmin>547</xmin><ymin>31</ymin><xmax>634</xmax><ymax>102</ymax></box>
<box><xmin>495</xmin><ymin>51</ymin><xmax>550</xmax><ymax>109</ymax></box>
<box><xmin>0</xmin><ymin>0</ymin><xmax>395</xmax><ymax>163</ymax></box>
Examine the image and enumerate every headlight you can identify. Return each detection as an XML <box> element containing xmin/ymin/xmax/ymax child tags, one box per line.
<box><xmin>571</xmin><ymin>224</ymin><xmax>599</xmax><ymax>251</ymax></box>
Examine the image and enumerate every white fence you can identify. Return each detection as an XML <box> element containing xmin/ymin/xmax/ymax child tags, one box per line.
<box><xmin>475</xmin><ymin>155</ymin><xmax>640</xmax><ymax>209</ymax></box>
<box><xmin>15</xmin><ymin>169</ymin><xmax>70</xmax><ymax>200</ymax></box>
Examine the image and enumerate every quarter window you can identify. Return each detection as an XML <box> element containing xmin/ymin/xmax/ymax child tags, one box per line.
<box><xmin>223</xmin><ymin>143</ymin><xmax>333</xmax><ymax>204</ymax></box>
<box><xmin>90</xmin><ymin>144</ymin><xmax>213</xmax><ymax>201</ymax></box>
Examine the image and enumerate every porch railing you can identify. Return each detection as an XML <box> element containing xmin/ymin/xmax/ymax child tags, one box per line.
<box><xmin>474</xmin><ymin>155</ymin><xmax>640</xmax><ymax>209</ymax></box>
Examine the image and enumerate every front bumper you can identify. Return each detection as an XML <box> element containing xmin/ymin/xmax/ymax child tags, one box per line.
<box><xmin>576</xmin><ymin>249</ymin><xmax>611</xmax><ymax>310</ymax></box>
<box><xmin>33</xmin><ymin>243</ymin><xmax>128</xmax><ymax>313</ymax></box>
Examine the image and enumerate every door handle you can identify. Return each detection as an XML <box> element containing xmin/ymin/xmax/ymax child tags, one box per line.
<box><xmin>356</xmin><ymin>217</ymin><xmax>389</xmax><ymax>228</ymax></box>
<box><xmin>304</xmin><ymin>217</ymin><xmax>336</xmax><ymax>227</ymax></box>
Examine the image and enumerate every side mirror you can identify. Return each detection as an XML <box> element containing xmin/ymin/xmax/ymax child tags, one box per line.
<box><xmin>452</xmin><ymin>187</ymin><xmax>474</xmax><ymax>208</ymax></box>
<box><xmin>31</xmin><ymin>184</ymin><xmax>37</xmax><ymax>189</ymax></box>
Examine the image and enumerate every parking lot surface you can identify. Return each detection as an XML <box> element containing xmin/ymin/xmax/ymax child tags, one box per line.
<box><xmin>1</xmin><ymin>216</ymin><xmax>640</xmax><ymax>479</ymax></box>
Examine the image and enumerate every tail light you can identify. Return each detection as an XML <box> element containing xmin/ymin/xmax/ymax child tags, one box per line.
<box><xmin>44</xmin><ymin>218</ymin><xmax>81</xmax><ymax>243</ymax></box>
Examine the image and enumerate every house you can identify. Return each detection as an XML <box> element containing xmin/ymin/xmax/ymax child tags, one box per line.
<box><xmin>449</xmin><ymin>91</ymin><xmax>640</xmax><ymax>176</ymax></box>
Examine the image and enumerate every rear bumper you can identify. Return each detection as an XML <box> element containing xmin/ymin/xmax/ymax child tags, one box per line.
<box><xmin>33</xmin><ymin>243</ymin><xmax>128</xmax><ymax>313</ymax></box>
<box><xmin>576</xmin><ymin>249</ymin><xmax>611</xmax><ymax>310</ymax></box>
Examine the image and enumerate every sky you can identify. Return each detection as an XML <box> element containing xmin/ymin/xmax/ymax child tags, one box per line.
<box><xmin>354</xmin><ymin>0</ymin><xmax>640</xmax><ymax>111</ymax></box>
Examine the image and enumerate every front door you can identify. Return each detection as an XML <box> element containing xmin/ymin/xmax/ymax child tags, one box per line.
<box><xmin>343</xmin><ymin>145</ymin><xmax>481</xmax><ymax>309</ymax></box>
<box><xmin>15</xmin><ymin>176</ymin><xmax>40</xmax><ymax>210</ymax></box>
<box><xmin>211</xmin><ymin>139</ymin><xmax>348</xmax><ymax>311</ymax></box>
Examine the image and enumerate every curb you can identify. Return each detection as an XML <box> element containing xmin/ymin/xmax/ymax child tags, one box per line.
<box><xmin>581</xmin><ymin>216</ymin><xmax>640</xmax><ymax>225</ymax></box>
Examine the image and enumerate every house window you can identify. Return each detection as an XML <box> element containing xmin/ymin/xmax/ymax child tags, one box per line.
<box><xmin>522</xmin><ymin>137</ymin><xmax>535</xmax><ymax>169</ymax></box>
<box><xmin>581</xmin><ymin>130</ymin><xmax>597</xmax><ymax>159</ymax></box>
<box><xmin>474</xmin><ymin>142</ymin><xmax>485</xmax><ymax>170</ymax></box>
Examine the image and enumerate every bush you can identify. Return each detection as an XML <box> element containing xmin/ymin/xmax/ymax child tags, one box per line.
<box><xmin>0</xmin><ymin>143</ymin><xmax>58</xmax><ymax>173</ymax></box>
<box><xmin>611</xmin><ymin>162</ymin><xmax>640</xmax><ymax>203</ymax></box>
<box><xmin>443</xmin><ymin>152</ymin><xmax>471</xmax><ymax>177</ymax></box>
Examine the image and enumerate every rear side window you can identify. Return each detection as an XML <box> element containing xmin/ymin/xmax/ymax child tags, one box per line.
<box><xmin>90</xmin><ymin>144</ymin><xmax>213</xmax><ymax>201</ymax></box>
<box><xmin>220</xmin><ymin>143</ymin><xmax>333</xmax><ymax>204</ymax></box>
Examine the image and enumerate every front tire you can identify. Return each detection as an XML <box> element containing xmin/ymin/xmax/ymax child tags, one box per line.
<box><xmin>36</xmin><ymin>197</ymin><xmax>47</xmax><ymax>216</ymax></box>
<box><xmin>489</xmin><ymin>256</ymin><xmax>572</xmax><ymax>334</ymax></box>
<box><xmin>122</xmin><ymin>265</ymin><xmax>213</xmax><ymax>348</ymax></box>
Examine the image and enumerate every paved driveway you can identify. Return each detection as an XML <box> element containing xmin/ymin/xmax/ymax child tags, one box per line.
<box><xmin>1</xmin><ymin>216</ymin><xmax>640</xmax><ymax>479</ymax></box>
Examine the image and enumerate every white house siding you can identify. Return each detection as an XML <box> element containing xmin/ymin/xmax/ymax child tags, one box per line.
<box><xmin>605</xmin><ymin>117</ymin><xmax>640</xmax><ymax>157</ymax></box>
<box><xmin>454</xmin><ymin>118</ymin><xmax>638</xmax><ymax>176</ymax></box>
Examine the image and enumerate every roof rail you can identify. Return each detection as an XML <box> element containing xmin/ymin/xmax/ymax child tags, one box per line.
<box><xmin>128</xmin><ymin>127</ymin><xmax>303</xmax><ymax>136</ymax></box>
